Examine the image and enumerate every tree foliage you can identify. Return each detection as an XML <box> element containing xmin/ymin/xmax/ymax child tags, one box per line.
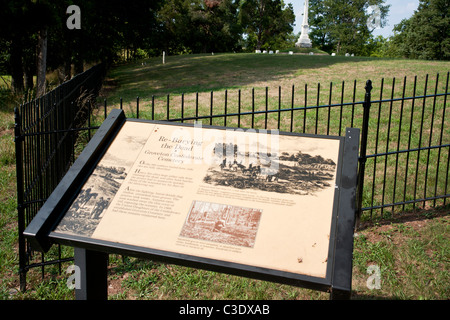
<box><xmin>0</xmin><ymin>0</ymin><xmax>297</xmax><ymax>93</ymax></box>
<box><xmin>309</xmin><ymin>0</ymin><xmax>390</xmax><ymax>55</ymax></box>
<box><xmin>158</xmin><ymin>0</ymin><xmax>242</xmax><ymax>54</ymax></box>
<box><xmin>389</xmin><ymin>0</ymin><xmax>450</xmax><ymax>60</ymax></box>
<box><xmin>239</xmin><ymin>0</ymin><xmax>295</xmax><ymax>50</ymax></box>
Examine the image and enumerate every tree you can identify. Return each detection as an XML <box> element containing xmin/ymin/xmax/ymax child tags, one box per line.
<box><xmin>158</xmin><ymin>0</ymin><xmax>242</xmax><ymax>54</ymax></box>
<box><xmin>0</xmin><ymin>0</ymin><xmax>33</xmax><ymax>93</ymax></box>
<box><xmin>0</xmin><ymin>0</ymin><xmax>166</xmax><ymax>94</ymax></box>
<box><xmin>239</xmin><ymin>0</ymin><xmax>295</xmax><ymax>51</ymax></box>
<box><xmin>309</xmin><ymin>0</ymin><xmax>390</xmax><ymax>55</ymax></box>
<box><xmin>390</xmin><ymin>0</ymin><xmax>450</xmax><ymax>60</ymax></box>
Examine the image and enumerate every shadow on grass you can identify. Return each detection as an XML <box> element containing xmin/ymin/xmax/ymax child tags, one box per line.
<box><xmin>358</xmin><ymin>204</ymin><xmax>450</xmax><ymax>231</ymax></box>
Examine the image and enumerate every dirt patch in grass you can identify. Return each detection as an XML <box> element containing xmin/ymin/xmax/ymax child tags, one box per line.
<box><xmin>359</xmin><ymin>206</ymin><xmax>449</xmax><ymax>232</ymax></box>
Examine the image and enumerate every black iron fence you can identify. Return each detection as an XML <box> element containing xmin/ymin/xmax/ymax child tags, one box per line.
<box><xmin>108</xmin><ymin>72</ymin><xmax>449</xmax><ymax>218</ymax></box>
<box><xmin>15</xmin><ymin>68</ymin><xmax>449</xmax><ymax>291</ymax></box>
<box><xmin>14</xmin><ymin>64</ymin><xmax>105</xmax><ymax>290</ymax></box>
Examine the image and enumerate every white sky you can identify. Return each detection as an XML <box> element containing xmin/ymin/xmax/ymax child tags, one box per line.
<box><xmin>288</xmin><ymin>0</ymin><xmax>420</xmax><ymax>38</ymax></box>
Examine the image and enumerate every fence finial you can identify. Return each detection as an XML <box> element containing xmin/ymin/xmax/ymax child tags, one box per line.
<box><xmin>365</xmin><ymin>79</ymin><xmax>373</xmax><ymax>93</ymax></box>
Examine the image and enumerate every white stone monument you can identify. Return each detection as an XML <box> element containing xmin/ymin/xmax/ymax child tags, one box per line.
<box><xmin>296</xmin><ymin>0</ymin><xmax>312</xmax><ymax>48</ymax></box>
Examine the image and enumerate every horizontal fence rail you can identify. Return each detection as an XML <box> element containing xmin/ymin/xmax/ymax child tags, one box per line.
<box><xmin>15</xmin><ymin>68</ymin><xmax>449</xmax><ymax>291</ymax></box>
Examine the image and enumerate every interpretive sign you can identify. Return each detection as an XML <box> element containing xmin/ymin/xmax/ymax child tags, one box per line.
<box><xmin>24</xmin><ymin>109</ymin><xmax>359</xmax><ymax>299</ymax></box>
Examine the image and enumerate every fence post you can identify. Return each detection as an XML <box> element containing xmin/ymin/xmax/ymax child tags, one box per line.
<box><xmin>356</xmin><ymin>80</ymin><xmax>372</xmax><ymax>226</ymax></box>
<box><xmin>14</xmin><ymin>107</ymin><xmax>27</xmax><ymax>291</ymax></box>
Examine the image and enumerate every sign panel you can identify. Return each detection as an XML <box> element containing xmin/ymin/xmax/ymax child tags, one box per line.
<box><xmin>53</xmin><ymin>119</ymin><xmax>343</xmax><ymax>279</ymax></box>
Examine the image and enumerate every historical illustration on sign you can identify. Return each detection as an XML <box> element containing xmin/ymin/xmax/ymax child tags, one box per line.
<box><xmin>180</xmin><ymin>201</ymin><xmax>262</xmax><ymax>248</ymax></box>
<box><xmin>203</xmin><ymin>142</ymin><xmax>336</xmax><ymax>195</ymax></box>
<box><xmin>54</xmin><ymin>122</ymin><xmax>154</xmax><ymax>236</ymax></box>
<box><xmin>55</xmin><ymin>164</ymin><xmax>127</xmax><ymax>236</ymax></box>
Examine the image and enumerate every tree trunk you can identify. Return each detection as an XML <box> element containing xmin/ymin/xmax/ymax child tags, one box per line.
<box><xmin>64</xmin><ymin>60</ymin><xmax>72</xmax><ymax>81</ymax></box>
<box><xmin>23</xmin><ymin>62</ymin><xmax>34</xmax><ymax>91</ymax></box>
<box><xmin>10</xmin><ymin>37</ymin><xmax>24</xmax><ymax>93</ymax></box>
<box><xmin>36</xmin><ymin>28</ymin><xmax>48</xmax><ymax>97</ymax></box>
<box><xmin>74</xmin><ymin>55</ymin><xmax>84</xmax><ymax>74</ymax></box>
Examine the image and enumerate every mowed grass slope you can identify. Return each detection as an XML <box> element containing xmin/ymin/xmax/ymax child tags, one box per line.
<box><xmin>105</xmin><ymin>52</ymin><xmax>450</xmax><ymax>101</ymax></box>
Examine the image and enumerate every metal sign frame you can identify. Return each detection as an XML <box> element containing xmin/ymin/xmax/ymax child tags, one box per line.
<box><xmin>24</xmin><ymin>109</ymin><xmax>359</xmax><ymax>300</ymax></box>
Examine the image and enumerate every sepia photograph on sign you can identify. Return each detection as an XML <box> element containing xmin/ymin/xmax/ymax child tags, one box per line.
<box><xmin>180</xmin><ymin>200</ymin><xmax>263</xmax><ymax>248</ymax></box>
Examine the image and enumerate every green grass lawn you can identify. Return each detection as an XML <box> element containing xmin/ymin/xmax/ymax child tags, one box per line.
<box><xmin>1</xmin><ymin>52</ymin><xmax>449</xmax><ymax>300</ymax></box>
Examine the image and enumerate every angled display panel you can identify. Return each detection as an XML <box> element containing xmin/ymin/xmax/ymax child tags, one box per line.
<box><xmin>24</xmin><ymin>109</ymin><xmax>359</xmax><ymax>296</ymax></box>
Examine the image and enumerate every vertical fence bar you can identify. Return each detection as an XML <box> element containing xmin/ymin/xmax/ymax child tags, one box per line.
<box><xmin>339</xmin><ymin>81</ymin><xmax>344</xmax><ymax>136</ymax></box>
<box><xmin>265</xmin><ymin>87</ymin><xmax>268</xmax><ymax>129</ymax></box>
<box><xmin>351</xmin><ymin>80</ymin><xmax>356</xmax><ymax>128</ymax></box>
<box><xmin>181</xmin><ymin>93</ymin><xmax>185</xmax><ymax>123</ymax></box>
<box><xmin>434</xmin><ymin>72</ymin><xmax>449</xmax><ymax>206</ymax></box>
<box><xmin>403</xmin><ymin>76</ymin><xmax>417</xmax><ymax>211</ymax></box>
<box><xmin>35</xmin><ymin>100</ymin><xmax>43</xmax><ymax>213</ymax></box>
<box><xmin>14</xmin><ymin>107</ymin><xmax>27</xmax><ymax>291</ymax></box>
<box><xmin>303</xmin><ymin>84</ymin><xmax>307</xmax><ymax>133</ymax></box>
<box><xmin>136</xmin><ymin>96</ymin><xmax>140</xmax><ymax>119</ymax></box>
<box><xmin>370</xmin><ymin>78</ymin><xmax>384</xmax><ymax>217</ymax></box>
<box><xmin>88</xmin><ymin>100</ymin><xmax>92</xmax><ymax>140</ymax></box>
<box><xmin>290</xmin><ymin>85</ymin><xmax>294</xmax><ymax>132</ymax></box>
<box><xmin>327</xmin><ymin>82</ymin><xmax>332</xmax><ymax>135</ymax></box>
<box><xmin>444</xmin><ymin>145</ymin><xmax>450</xmax><ymax>206</ymax></box>
<box><xmin>167</xmin><ymin>94</ymin><xmax>170</xmax><ymax>120</ymax></box>
<box><xmin>278</xmin><ymin>86</ymin><xmax>281</xmax><ymax>130</ymax></box>
<box><xmin>315</xmin><ymin>83</ymin><xmax>320</xmax><ymax>135</ymax></box>
<box><xmin>196</xmin><ymin>92</ymin><xmax>199</xmax><ymax>118</ymax></box>
<box><xmin>210</xmin><ymin>91</ymin><xmax>213</xmax><ymax>126</ymax></box>
<box><xmin>413</xmin><ymin>74</ymin><xmax>428</xmax><ymax>210</ymax></box>
<box><xmin>392</xmin><ymin>77</ymin><xmax>407</xmax><ymax>210</ymax></box>
<box><xmin>424</xmin><ymin>74</ymin><xmax>439</xmax><ymax>207</ymax></box>
<box><xmin>104</xmin><ymin>99</ymin><xmax>107</xmax><ymax>119</ymax></box>
<box><xmin>224</xmin><ymin>90</ymin><xmax>228</xmax><ymax>127</ymax></box>
<box><xmin>356</xmin><ymin>80</ymin><xmax>372</xmax><ymax>224</ymax></box>
<box><xmin>381</xmin><ymin>78</ymin><xmax>395</xmax><ymax>216</ymax></box>
<box><xmin>71</xmin><ymin>101</ymin><xmax>75</xmax><ymax>164</ymax></box>
<box><xmin>238</xmin><ymin>89</ymin><xmax>241</xmax><ymax>128</ymax></box>
<box><xmin>252</xmin><ymin>88</ymin><xmax>255</xmax><ymax>129</ymax></box>
<box><xmin>151</xmin><ymin>95</ymin><xmax>155</xmax><ymax>120</ymax></box>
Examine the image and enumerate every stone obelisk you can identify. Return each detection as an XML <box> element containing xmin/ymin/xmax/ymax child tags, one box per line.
<box><xmin>296</xmin><ymin>0</ymin><xmax>312</xmax><ymax>48</ymax></box>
